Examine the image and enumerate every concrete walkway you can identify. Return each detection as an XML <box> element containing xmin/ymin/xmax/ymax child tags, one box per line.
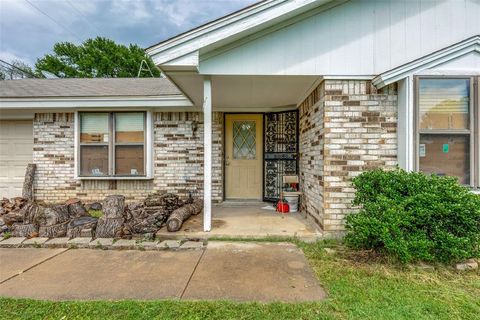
<box><xmin>0</xmin><ymin>242</ymin><xmax>325</xmax><ymax>302</ymax></box>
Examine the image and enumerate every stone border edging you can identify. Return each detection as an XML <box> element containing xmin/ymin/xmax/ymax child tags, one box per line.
<box><xmin>0</xmin><ymin>237</ymin><xmax>205</xmax><ymax>251</ymax></box>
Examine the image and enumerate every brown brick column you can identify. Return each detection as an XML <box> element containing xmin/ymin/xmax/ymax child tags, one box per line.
<box><xmin>299</xmin><ymin>80</ymin><xmax>398</xmax><ymax>235</ymax></box>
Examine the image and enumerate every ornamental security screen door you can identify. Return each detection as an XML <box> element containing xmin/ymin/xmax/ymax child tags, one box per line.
<box><xmin>263</xmin><ymin>110</ymin><xmax>299</xmax><ymax>202</ymax></box>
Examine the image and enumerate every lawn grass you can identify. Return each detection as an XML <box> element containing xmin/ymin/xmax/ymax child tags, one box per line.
<box><xmin>1</xmin><ymin>241</ymin><xmax>478</xmax><ymax>320</ymax></box>
<box><xmin>88</xmin><ymin>209</ymin><xmax>103</xmax><ymax>218</ymax></box>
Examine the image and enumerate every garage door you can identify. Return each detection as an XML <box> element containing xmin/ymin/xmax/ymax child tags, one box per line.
<box><xmin>0</xmin><ymin>120</ymin><xmax>33</xmax><ymax>198</ymax></box>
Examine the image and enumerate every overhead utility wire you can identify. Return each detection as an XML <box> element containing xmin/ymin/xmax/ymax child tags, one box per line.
<box><xmin>0</xmin><ymin>59</ymin><xmax>37</xmax><ymax>78</ymax></box>
<box><xmin>24</xmin><ymin>0</ymin><xmax>83</xmax><ymax>42</ymax></box>
<box><xmin>65</xmin><ymin>0</ymin><xmax>104</xmax><ymax>36</ymax></box>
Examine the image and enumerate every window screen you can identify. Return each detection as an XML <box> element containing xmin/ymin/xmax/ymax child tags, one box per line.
<box><xmin>78</xmin><ymin>112</ymin><xmax>146</xmax><ymax>177</ymax></box>
<box><xmin>419</xmin><ymin>79</ymin><xmax>470</xmax><ymax>130</ymax></box>
<box><xmin>418</xmin><ymin>78</ymin><xmax>472</xmax><ymax>185</ymax></box>
<box><xmin>80</xmin><ymin>113</ymin><xmax>109</xmax><ymax>143</ymax></box>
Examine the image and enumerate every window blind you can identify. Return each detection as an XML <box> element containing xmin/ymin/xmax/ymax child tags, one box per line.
<box><xmin>80</xmin><ymin>113</ymin><xmax>108</xmax><ymax>134</ymax></box>
<box><xmin>419</xmin><ymin>79</ymin><xmax>470</xmax><ymax>130</ymax></box>
<box><xmin>115</xmin><ymin>112</ymin><xmax>144</xmax><ymax>132</ymax></box>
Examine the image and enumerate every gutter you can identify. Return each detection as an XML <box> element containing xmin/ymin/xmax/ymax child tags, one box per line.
<box><xmin>0</xmin><ymin>95</ymin><xmax>193</xmax><ymax>109</ymax></box>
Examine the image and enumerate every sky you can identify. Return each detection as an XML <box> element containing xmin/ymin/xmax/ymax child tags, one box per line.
<box><xmin>0</xmin><ymin>0</ymin><xmax>258</xmax><ymax>67</ymax></box>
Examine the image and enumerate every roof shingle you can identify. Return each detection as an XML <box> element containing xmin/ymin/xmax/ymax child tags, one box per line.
<box><xmin>0</xmin><ymin>78</ymin><xmax>182</xmax><ymax>98</ymax></box>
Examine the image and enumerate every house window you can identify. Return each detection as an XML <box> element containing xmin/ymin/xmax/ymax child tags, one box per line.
<box><xmin>416</xmin><ymin>77</ymin><xmax>478</xmax><ymax>187</ymax></box>
<box><xmin>79</xmin><ymin>112</ymin><xmax>146</xmax><ymax>177</ymax></box>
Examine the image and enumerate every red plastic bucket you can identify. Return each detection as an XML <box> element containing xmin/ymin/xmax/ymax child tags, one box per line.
<box><xmin>276</xmin><ymin>201</ymin><xmax>290</xmax><ymax>213</ymax></box>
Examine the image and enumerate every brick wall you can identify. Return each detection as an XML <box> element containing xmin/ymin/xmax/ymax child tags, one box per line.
<box><xmin>299</xmin><ymin>83</ymin><xmax>325</xmax><ymax>227</ymax></box>
<box><xmin>33</xmin><ymin>112</ymin><xmax>223</xmax><ymax>204</ymax></box>
<box><xmin>299</xmin><ymin>80</ymin><xmax>398</xmax><ymax>234</ymax></box>
<box><xmin>153</xmin><ymin>112</ymin><xmax>223</xmax><ymax>202</ymax></box>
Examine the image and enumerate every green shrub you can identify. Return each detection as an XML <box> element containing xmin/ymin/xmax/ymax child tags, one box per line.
<box><xmin>345</xmin><ymin>169</ymin><xmax>480</xmax><ymax>263</ymax></box>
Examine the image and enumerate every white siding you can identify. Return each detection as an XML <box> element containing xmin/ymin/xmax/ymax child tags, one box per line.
<box><xmin>427</xmin><ymin>51</ymin><xmax>480</xmax><ymax>73</ymax></box>
<box><xmin>199</xmin><ymin>0</ymin><xmax>480</xmax><ymax>76</ymax></box>
<box><xmin>0</xmin><ymin>120</ymin><xmax>33</xmax><ymax>198</ymax></box>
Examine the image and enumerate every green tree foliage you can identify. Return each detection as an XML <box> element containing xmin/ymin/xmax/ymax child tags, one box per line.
<box><xmin>345</xmin><ymin>169</ymin><xmax>480</xmax><ymax>263</ymax></box>
<box><xmin>35</xmin><ymin>37</ymin><xmax>160</xmax><ymax>78</ymax></box>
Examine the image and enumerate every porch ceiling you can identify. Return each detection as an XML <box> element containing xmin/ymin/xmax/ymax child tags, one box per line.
<box><xmin>165</xmin><ymin>73</ymin><xmax>319</xmax><ymax>111</ymax></box>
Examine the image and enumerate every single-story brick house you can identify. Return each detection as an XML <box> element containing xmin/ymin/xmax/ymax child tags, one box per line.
<box><xmin>1</xmin><ymin>0</ymin><xmax>479</xmax><ymax>235</ymax></box>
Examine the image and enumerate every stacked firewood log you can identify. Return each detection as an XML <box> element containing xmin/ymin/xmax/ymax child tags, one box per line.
<box><xmin>166</xmin><ymin>199</ymin><xmax>203</xmax><ymax>232</ymax></box>
<box><xmin>0</xmin><ymin>190</ymin><xmax>203</xmax><ymax>239</ymax></box>
<box><xmin>95</xmin><ymin>195</ymin><xmax>125</xmax><ymax>238</ymax></box>
<box><xmin>1</xmin><ymin>197</ymin><xmax>33</xmax><ymax>237</ymax></box>
<box><xmin>0</xmin><ymin>197</ymin><xmax>97</xmax><ymax>238</ymax></box>
<box><xmin>144</xmin><ymin>192</ymin><xmax>183</xmax><ymax>212</ymax></box>
<box><xmin>1</xmin><ymin>197</ymin><xmax>28</xmax><ymax>214</ymax></box>
<box><xmin>122</xmin><ymin>192</ymin><xmax>183</xmax><ymax>238</ymax></box>
<box><xmin>1</xmin><ymin>165</ymin><xmax>204</xmax><ymax>239</ymax></box>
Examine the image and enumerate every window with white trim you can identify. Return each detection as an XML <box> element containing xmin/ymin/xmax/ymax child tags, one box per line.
<box><xmin>416</xmin><ymin>77</ymin><xmax>479</xmax><ymax>187</ymax></box>
<box><xmin>79</xmin><ymin>112</ymin><xmax>146</xmax><ymax>177</ymax></box>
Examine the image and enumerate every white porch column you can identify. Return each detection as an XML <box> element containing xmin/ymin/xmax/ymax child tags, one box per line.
<box><xmin>203</xmin><ymin>76</ymin><xmax>212</xmax><ymax>232</ymax></box>
<box><xmin>397</xmin><ymin>76</ymin><xmax>415</xmax><ymax>171</ymax></box>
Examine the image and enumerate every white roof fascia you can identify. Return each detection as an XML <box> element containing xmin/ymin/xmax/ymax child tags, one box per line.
<box><xmin>0</xmin><ymin>95</ymin><xmax>193</xmax><ymax>109</ymax></box>
<box><xmin>373</xmin><ymin>35</ymin><xmax>480</xmax><ymax>88</ymax></box>
<box><xmin>147</xmin><ymin>0</ymin><xmax>331</xmax><ymax>66</ymax></box>
<box><xmin>163</xmin><ymin>51</ymin><xmax>200</xmax><ymax>68</ymax></box>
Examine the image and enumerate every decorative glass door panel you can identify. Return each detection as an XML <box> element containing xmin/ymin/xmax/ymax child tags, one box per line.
<box><xmin>233</xmin><ymin>121</ymin><xmax>256</xmax><ymax>159</ymax></box>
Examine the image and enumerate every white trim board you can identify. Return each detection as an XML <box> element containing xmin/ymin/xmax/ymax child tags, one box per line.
<box><xmin>373</xmin><ymin>35</ymin><xmax>480</xmax><ymax>88</ymax></box>
<box><xmin>0</xmin><ymin>95</ymin><xmax>193</xmax><ymax>109</ymax></box>
<box><xmin>73</xmin><ymin>110</ymin><xmax>154</xmax><ymax>180</ymax></box>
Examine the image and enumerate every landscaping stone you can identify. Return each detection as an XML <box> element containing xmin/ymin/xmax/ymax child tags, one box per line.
<box><xmin>407</xmin><ymin>262</ymin><xmax>435</xmax><ymax>272</ymax></box>
<box><xmin>22</xmin><ymin>237</ymin><xmax>49</xmax><ymax>247</ymax></box>
<box><xmin>136</xmin><ymin>241</ymin><xmax>158</xmax><ymax>250</ymax></box>
<box><xmin>80</xmin><ymin>228</ymin><xmax>93</xmax><ymax>238</ymax></box>
<box><xmin>68</xmin><ymin>237</ymin><xmax>93</xmax><ymax>248</ymax></box>
<box><xmin>88</xmin><ymin>238</ymin><xmax>114</xmax><ymax>249</ymax></box>
<box><xmin>112</xmin><ymin>239</ymin><xmax>136</xmax><ymax>250</ymax></box>
<box><xmin>180</xmin><ymin>241</ymin><xmax>204</xmax><ymax>250</ymax></box>
<box><xmin>455</xmin><ymin>259</ymin><xmax>478</xmax><ymax>271</ymax></box>
<box><xmin>415</xmin><ymin>262</ymin><xmax>435</xmax><ymax>271</ymax></box>
<box><xmin>0</xmin><ymin>237</ymin><xmax>26</xmax><ymax>248</ymax></box>
<box><xmin>323</xmin><ymin>248</ymin><xmax>336</xmax><ymax>255</ymax></box>
<box><xmin>142</xmin><ymin>233</ymin><xmax>155</xmax><ymax>241</ymax></box>
<box><xmin>157</xmin><ymin>240</ymin><xmax>181</xmax><ymax>250</ymax></box>
<box><xmin>43</xmin><ymin>237</ymin><xmax>70</xmax><ymax>248</ymax></box>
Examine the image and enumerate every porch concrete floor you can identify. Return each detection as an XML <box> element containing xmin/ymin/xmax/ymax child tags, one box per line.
<box><xmin>156</xmin><ymin>202</ymin><xmax>322</xmax><ymax>242</ymax></box>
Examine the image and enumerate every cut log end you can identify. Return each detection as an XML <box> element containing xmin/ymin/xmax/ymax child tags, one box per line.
<box><xmin>166</xmin><ymin>199</ymin><xmax>203</xmax><ymax>232</ymax></box>
<box><xmin>166</xmin><ymin>218</ymin><xmax>182</xmax><ymax>232</ymax></box>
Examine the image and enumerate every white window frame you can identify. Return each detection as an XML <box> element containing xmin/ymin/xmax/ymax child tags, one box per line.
<box><xmin>414</xmin><ymin>76</ymin><xmax>479</xmax><ymax>188</ymax></box>
<box><xmin>74</xmin><ymin>110</ymin><xmax>153</xmax><ymax>180</ymax></box>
